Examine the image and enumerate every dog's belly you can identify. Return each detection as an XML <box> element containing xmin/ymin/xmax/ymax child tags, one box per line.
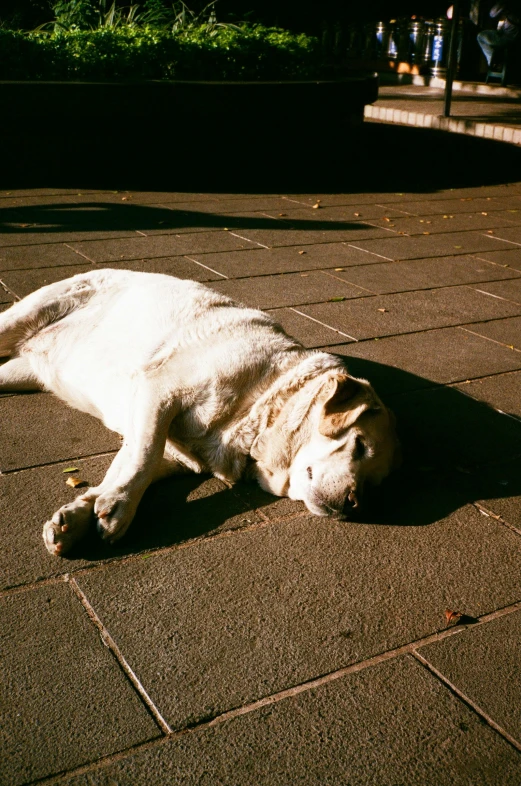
<box><xmin>20</xmin><ymin>271</ymin><xmax>301</xmax><ymax>437</ymax></box>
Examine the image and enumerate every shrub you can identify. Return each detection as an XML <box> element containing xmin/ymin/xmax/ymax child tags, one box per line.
<box><xmin>0</xmin><ymin>24</ymin><xmax>322</xmax><ymax>81</ymax></box>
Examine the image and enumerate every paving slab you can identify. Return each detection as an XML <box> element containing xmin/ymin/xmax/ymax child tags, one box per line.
<box><xmin>0</xmin><ymin>393</ymin><xmax>120</xmax><ymax>472</ymax></box>
<box><xmin>76</xmin><ymin>500</ymin><xmax>521</xmax><ymax>731</ymax></box>
<box><xmin>209</xmin><ymin>271</ymin><xmax>370</xmax><ymax>310</ymax></box>
<box><xmin>388</xmin><ymin>384</ymin><xmax>521</xmax><ymax>469</ymax></box>
<box><xmin>98</xmin><ymin>256</ymin><xmax>222</xmax><ymax>281</ymax></box>
<box><xmin>186</xmin><ymin>243</ymin><xmax>386</xmax><ymax>278</ymax></box>
<box><xmin>473</xmin><ymin>457</ymin><xmax>521</xmax><ymax>528</ymax></box>
<box><xmin>60</xmin><ymin>656</ymin><xmax>521</xmax><ymax>786</ymax></box>
<box><xmin>0</xmin><ymin>229</ymin><xmax>139</xmax><ymax>248</ymax></box>
<box><xmin>348</xmin><ymin>231</ymin><xmax>509</xmax><ymax>261</ymax></box>
<box><xmin>472</xmin><ymin>277</ymin><xmax>521</xmax><ymax>304</ymax></box>
<box><xmin>462</xmin><ymin>316</ymin><xmax>521</xmax><ymax>349</ymax></box>
<box><xmin>229</xmin><ymin>225</ymin><xmax>391</xmax><ymax>248</ymax></box>
<box><xmin>300</xmin><ymin>286</ymin><xmax>521</xmax><ymax>340</ymax></box>
<box><xmin>1</xmin><ymin>263</ymin><xmax>95</xmax><ymax>298</ymax></box>
<box><xmin>68</xmin><ymin>231</ymin><xmax>256</xmax><ymax>263</ymax></box>
<box><xmin>0</xmin><ymin>582</ymin><xmax>160</xmax><ymax>785</ymax></box>
<box><xmin>488</xmin><ymin>226</ymin><xmax>521</xmax><ymax>245</ymax></box>
<box><xmin>273</xmin><ymin>204</ymin><xmax>409</xmax><ymax>221</ymax></box>
<box><xmin>368</xmin><ymin>210</ymin><xmax>520</xmax><ymax>235</ymax></box>
<box><xmin>330</xmin><ymin>255</ymin><xmax>521</xmax><ymax>294</ymax></box>
<box><xmin>420</xmin><ymin>609</ymin><xmax>521</xmax><ymax>743</ymax></box>
<box><xmin>472</xmin><ymin>247</ymin><xmax>521</xmax><ymax>270</ymax></box>
<box><xmin>454</xmin><ymin>371</ymin><xmax>521</xmax><ymax>418</ymax></box>
<box><xmin>0</xmin><ymin>456</ymin><xmax>261</xmax><ymax>590</ymax></box>
<box><xmin>0</xmin><ymin>242</ymin><xmax>89</xmax><ymax>272</ymax></box>
<box><xmin>379</xmin><ymin>196</ymin><xmax>516</xmax><ymax>216</ymax></box>
<box><xmin>329</xmin><ymin>327</ymin><xmax>521</xmax><ymax>398</ymax></box>
<box><xmin>0</xmin><ymin>285</ymin><xmax>14</xmax><ymax>304</ymax></box>
<box><xmin>267</xmin><ymin>307</ymin><xmax>354</xmax><ymax>347</ymax></box>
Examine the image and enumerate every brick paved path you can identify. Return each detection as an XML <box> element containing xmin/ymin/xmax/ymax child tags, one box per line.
<box><xmin>1</xmin><ymin>170</ymin><xmax>521</xmax><ymax>783</ymax></box>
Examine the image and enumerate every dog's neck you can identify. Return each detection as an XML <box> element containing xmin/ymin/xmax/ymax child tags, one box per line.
<box><xmin>230</xmin><ymin>351</ymin><xmax>346</xmax><ymax>458</ymax></box>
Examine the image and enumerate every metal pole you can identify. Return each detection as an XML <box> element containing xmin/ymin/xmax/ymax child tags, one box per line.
<box><xmin>444</xmin><ymin>0</ymin><xmax>461</xmax><ymax>117</ymax></box>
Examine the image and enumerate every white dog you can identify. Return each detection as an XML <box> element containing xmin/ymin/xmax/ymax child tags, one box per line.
<box><xmin>0</xmin><ymin>269</ymin><xmax>399</xmax><ymax>556</ymax></box>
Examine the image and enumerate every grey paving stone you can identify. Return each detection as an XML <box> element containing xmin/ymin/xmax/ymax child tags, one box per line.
<box><xmin>472</xmin><ymin>248</ymin><xmax>521</xmax><ymax>270</ymax></box>
<box><xmin>0</xmin><ymin>243</ymin><xmax>89</xmax><ymax>272</ymax></box>
<box><xmin>348</xmin><ymin>232</ymin><xmax>509</xmax><ymax>261</ymax></box>
<box><xmin>0</xmin><ymin>393</ymin><xmax>120</xmax><ymax>472</ymax></box>
<box><xmin>187</xmin><ymin>243</ymin><xmax>386</xmax><ymax>278</ymax></box>
<box><xmin>69</xmin><ymin>231</ymin><xmax>253</xmax><ymax>262</ymax></box>
<box><xmin>139</xmin><ymin>211</ymin><xmax>285</xmax><ymax>237</ymax></box>
<box><xmin>0</xmin><ymin>582</ymin><xmax>160</xmax><ymax>785</ymax></box>
<box><xmin>76</xmin><ymin>501</ymin><xmax>521</xmax><ymax>731</ymax></box>
<box><xmin>384</xmin><ymin>197</ymin><xmax>514</xmax><ymax>216</ymax></box>
<box><xmin>267</xmin><ymin>307</ymin><xmax>354</xmax><ymax>347</ymax></box>
<box><xmin>1</xmin><ymin>263</ymin><xmax>95</xmax><ymax>298</ymax></box>
<box><xmin>300</xmin><ymin>286</ymin><xmax>521</xmax><ymax>340</ymax></box>
<box><xmin>472</xmin><ymin>277</ymin><xmax>521</xmax><ymax>304</ymax></box>
<box><xmin>159</xmin><ymin>197</ymin><xmax>295</xmax><ymax>214</ymax></box>
<box><xmin>329</xmin><ymin>256</ymin><xmax>521</xmax><ymax>294</ymax></box>
<box><xmin>0</xmin><ymin>284</ymin><xmax>14</xmax><ymax>303</ymax></box>
<box><xmin>102</xmin><ymin>256</ymin><xmax>222</xmax><ymax>281</ymax></box>
<box><xmin>420</xmin><ymin>610</ymin><xmax>521</xmax><ymax>742</ymax></box>
<box><xmin>462</xmin><ymin>316</ymin><xmax>521</xmax><ymax>350</ymax></box>
<box><xmin>368</xmin><ymin>211</ymin><xmax>520</xmax><ymax>236</ymax></box>
<box><xmin>0</xmin><ymin>229</ymin><xmax>138</xmax><ymax>248</ymax></box>
<box><xmin>328</xmin><ymin>327</ymin><xmax>521</xmax><ymax>398</ymax></box>
<box><xmin>454</xmin><ymin>371</ymin><xmax>521</xmax><ymax>418</ymax></box>
<box><xmin>489</xmin><ymin>226</ymin><xmax>521</xmax><ymax>244</ymax></box>
<box><xmin>0</xmin><ymin>457</ymin><xmax>259</xmax><ymax>590</ymax></box>
<box><xmin>61</xmin><ymin>656</ymin><xmax>521</xmax><ymax>786</ymax></box>
<box><xmin>389</xmin><ymin>384</ymin><xmax>521</xmax><ymax>469</ymax></box>
<box><xmin>209</xmin><ymin>271</ymin><xmax>370</xmax><ymax>310</ymax></box>
<box><xmin>475</xmin><ymin>457</ymin><xmax>521</xmax><ymax>527</ymax></box>
<box><xmin>273</xmin><ymin>204</ymin><xmax>408</xmax><ymax>221</ymax></box>
<box><xmin>237</xmin><ymin>227</ymin><xmax>392</xmax><ymax>247</ymax></box>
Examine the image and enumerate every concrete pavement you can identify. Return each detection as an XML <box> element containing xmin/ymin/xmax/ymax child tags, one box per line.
<box><xmin>1</xmin><ymin>138</ymin><xmax>521</xmax><ymax>783</ymax></box>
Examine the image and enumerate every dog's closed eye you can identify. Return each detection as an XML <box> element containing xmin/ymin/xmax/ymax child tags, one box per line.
<box><xmin>353</xmin><ymin>436</ymin><xmax>366</xmax><ymax>461</ymax></box>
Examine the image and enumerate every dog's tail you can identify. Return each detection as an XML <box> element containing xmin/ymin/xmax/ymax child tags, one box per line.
<box><xmin>0</xmin><ymin>271</ymin><xmax>103</xmax><ymax>357</ymax></box>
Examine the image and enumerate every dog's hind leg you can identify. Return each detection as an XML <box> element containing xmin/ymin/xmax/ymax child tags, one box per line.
<box><xmin>0</xmin><ymin>357</ymin><xmax>43</xmax><ymax>391</ymax></box>
<box><xmin>0</xmin><ymin>271</ymin><xmax>102</xmax><ymax>357</ymax></box>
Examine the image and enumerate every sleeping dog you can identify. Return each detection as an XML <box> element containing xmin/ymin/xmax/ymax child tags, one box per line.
<box><xmin>0</xmin><ymin>270</ymin><xmax>400</xmax><ymax>555</ymax></box>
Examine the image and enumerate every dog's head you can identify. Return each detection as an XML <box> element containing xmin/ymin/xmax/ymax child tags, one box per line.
<box><xmin>251</xmin><ymin>372</ymin><xmax>400</xmax><ymax>518</ymax></box>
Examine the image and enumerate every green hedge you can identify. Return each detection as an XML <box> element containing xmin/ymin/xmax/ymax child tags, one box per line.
<box><xmin>0</xmin><ymin>25</ymin><xmax>322</xmax><ymax>80</ymax></box>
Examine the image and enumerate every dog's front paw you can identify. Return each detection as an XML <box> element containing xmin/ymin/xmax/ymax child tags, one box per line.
<box><xmin>43</xmin><ymin>497</ymin><xmax>94</xmax><ymax>556</ymax></box>
<box><xmin>94</xmin><ymin>491</ymin><xmax>135</xmax><ymax>544</ymax></box>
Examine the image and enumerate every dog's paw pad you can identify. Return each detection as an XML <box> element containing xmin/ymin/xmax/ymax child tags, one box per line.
<box><xmin>43</xmin><ymin>498</ymin><xmax>94</xmax><ymax>556</ymax></box>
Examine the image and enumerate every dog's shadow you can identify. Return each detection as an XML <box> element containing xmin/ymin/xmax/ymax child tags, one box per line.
<box><xmin>72</xmin><ymin>356</ymin><xmax>521</xmax><ymax>562</ymax></box>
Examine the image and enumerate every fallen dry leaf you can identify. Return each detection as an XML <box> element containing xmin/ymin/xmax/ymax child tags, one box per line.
<box><xmin>377</xmin><ymin>308</ymin><xmax>388</xmax><ymax>313</ymax></box>
<box><xmin>445</xmin><ymin>609</ymin><xmax>463</xmax><ymax>625</ymax></box>
<box><xmin>334</xmin><ymin>267</ymin><xmax>344</xmax><ymax>271</ymax></box>
<box><xmin>384</xmin><ymin>217</ymin><xmax>391</xmax><ymax>222</ymax></box>
<box><xmin>298</xmin><ymin>250</ymin><xmax>306</xmax><ymax>255</ymax></box>
<box><xmin>487</xmin><ymin>230</ymin><xmax>494</xmax><ymax>234</ymax></box>
<box><xmin>422</xmin><ymin>232</ymin><xmax>431</xmax><ymax>235</ymax></box>
<box><xmin>300</xmin><ymin>273</ymin><xmax>309</xmax><ymax>277</ymax></box>
<box><xmin>62</xmin><ymin>467</ymin><xmax>79</xmax><ymax>473</ymax></box>
<box><xmin>312</xmin><ymin>201</ymin><xmax>321</xmax><ymax>209</ymax></box>
<box><xmin>481</xmin><ymin>212</ymin><xmax>488</xmax><ymax>216</ymax></box>
<box><xmin>442</xmin><ymin>215</ymin><xmax>449</xmax><ymax>219</ymax></box>
<box><xmin>454</xmin><ymin>245</ymin><xmax>462</xmax><ymax>249</ymax></box>
<box><xmin>66</xmin><ymin>476</ymin><xmax>85</xmax><ymax>488</ymax></box>
<box><xmin>329</xmin><ymin>296</ymin><xmax>346</xmax><ymax>302</ymax></box>
<box><xmin>278</xmin><ymin>213</ymin><xmax>287</xmax><ymax>217</ymax></box>
<box><xmin>354</xmin><ymin>212</ymin><xmax>361</xmax><ymax>217</ymax></box>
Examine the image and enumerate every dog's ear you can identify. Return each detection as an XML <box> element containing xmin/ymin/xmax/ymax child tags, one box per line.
<box><xmin>319</xmin><ymin>375</ymin><xmax>368</xmax><ymax>437</ymax></box>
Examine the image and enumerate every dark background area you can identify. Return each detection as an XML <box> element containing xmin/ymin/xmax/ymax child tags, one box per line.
<box><xmin>0</xmin><ymin>0</ymin><xmax>456</xmax><ymax>32</ymax></box>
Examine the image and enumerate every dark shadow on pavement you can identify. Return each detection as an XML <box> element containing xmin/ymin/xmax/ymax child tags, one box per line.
<box><xmin>5</xmin><ymin>122</ymin><xmax>521</xmax><ymax>193</ymax></box>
